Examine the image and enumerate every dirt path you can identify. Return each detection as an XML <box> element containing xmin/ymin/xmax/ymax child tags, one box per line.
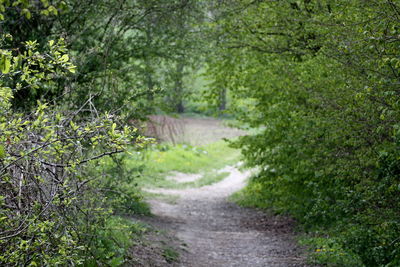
<box><xmin>140</xmin><ymin>165</ymin><xmax>309</xmax><ymax>267</ymax></box>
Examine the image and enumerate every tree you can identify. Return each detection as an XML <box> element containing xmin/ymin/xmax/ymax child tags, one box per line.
<box><xmin>0</xmin><ymin>2</ymin><xmax>147</xmax><ymax>265</ymax></box>
<box><xmin>206</xmin><ymin>0</ymin><xmax>400</xmax><ymax>265</ymax></box>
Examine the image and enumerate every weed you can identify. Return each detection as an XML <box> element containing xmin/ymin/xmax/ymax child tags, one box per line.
<box><xmin>299</xmin><ymin>236</ymin><xmax>363</xmax><ymax>267</ymax></box>
<box><xmin>85</xmin><ymin>216</ymin><xmax>148</xmax><ymax>267</ymax></box>
<box><xmin>162</xmin><ymin>246</ymin><xmax>180</xmax><ymax>263</ymax></box>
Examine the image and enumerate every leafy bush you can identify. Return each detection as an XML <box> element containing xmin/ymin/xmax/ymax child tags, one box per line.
<box><xmin>83</xmin><ymin>216</ymin><xmax>147</xmax><ymax>267</ymax></box>
<box><xmin>208</xmin><ymin>1</ymin><xmax>400</xmax><ymax>265</ymax></box>
<box><xmin>0</xmin><ymin>100</ymin><xmax>147</xmax><ymax>265</ymax></box>
<box><xmin>0</xmin><ymin>3</ymin><xmax>148</xmax><ymax>265</ymax></box>
<box><xmin>90</xmin><ymin>153</ymin><xmax>151</xmax><ymax>215</ymax></box>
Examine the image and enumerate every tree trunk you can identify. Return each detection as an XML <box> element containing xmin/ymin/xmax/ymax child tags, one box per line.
<box><xmin>145</xmin><ymin>26</ymin><xmax>154</xmax><ymax>102</ymax></box>
<box><xmin>174</xmin><ymin>58</ymin><xmax>185</xmax><ymax>113</ymax></box>
<box><xmin>219</xmin><ymin>87</ymin><xmax>226</xmax><ymax>111</ymax></box>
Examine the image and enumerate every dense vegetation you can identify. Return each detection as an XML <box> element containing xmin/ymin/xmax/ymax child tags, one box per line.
<box><xmin>0</xmin><ymin>0</ymin><xmax>205</xmax><ymax>265</ymax></box>
<box><xmin>207</xmin><ymin>1</ymin><xmax>400</xmax><ymax>266</ymax></box>
<box><xmin>2</xmin><ymin>0</ymin><xmax>400</xmax><ymax>266</ymax></box>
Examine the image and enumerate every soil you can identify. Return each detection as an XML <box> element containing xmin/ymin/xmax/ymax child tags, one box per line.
<box><xmin>132</xmin><ymin>165</ymin><xmax>310</xmax><ymax>267</ymax></box>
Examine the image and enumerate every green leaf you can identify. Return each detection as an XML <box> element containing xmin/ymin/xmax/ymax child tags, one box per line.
<box><xmin>21</xmin><ymin>9</ymin><xmax>31</xmax><ymax>19</ymax></box>
<box><xmin>60</xmin><ymin>54</ymin><xmax>69</xmax><ymax>62</ymax></box>
<box><xmin>1</xmin><ymin>57</ymin><xmax>11</xmax><ymax>74</ymax></box>
<box><xmin>40</xmin><ymin>0</ymin><xmax>49</xmax><ymax>8</ymax></box>
<box><xmin>0</xmin><ymin>145</ymin><xmax>6</xmax><ymax>158</ymax></box>
<box><xmin>40</xmin><ymin>9</ymin><xmax>49</xmax><ymax>16</ymax></box>
<box><xmin>47</xmin><ymin>5</ymin><xmax>58</xmax><ymax>16</ymax></box>
<box><xmin>68</xmin><ymin>65</ymin><xmax>76</xmax><ymax>73</ymax></box>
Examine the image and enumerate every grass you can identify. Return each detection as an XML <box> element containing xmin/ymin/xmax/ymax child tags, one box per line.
<box><xmin>126</xmin><ymin>140</ymin><xmax>240</xmax><ymax>189</ymax></box>
<box><xmin>162</xmin><ymin>246</ymin><xmax>180</xmax><ymax>263</ymax></box>
<box><xmin>145</xmin><ymin>141</ymin><xmax>239</xmax><ymax>173</ymax></box>
<box><xmin>187</xmin><ymin>171</ymin><xmax>229</xmax><ymax>188</ymax></box>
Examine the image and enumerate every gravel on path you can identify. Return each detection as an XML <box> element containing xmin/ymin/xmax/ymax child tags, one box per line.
<box><xmin>137</xmin><ymin>165</ymin><xmax>309</xmax><ymax>267</ymax></box>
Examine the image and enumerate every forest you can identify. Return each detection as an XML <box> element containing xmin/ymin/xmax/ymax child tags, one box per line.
<box><xmin>1</xmin><ymin>0</ymin><xmax>400</xmax><ymax>266</ymax></box>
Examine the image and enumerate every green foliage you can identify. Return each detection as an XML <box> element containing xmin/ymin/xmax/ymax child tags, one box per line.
<box><xmin>54</xmin><ymin>0</ymin><xmax>207</xmax><ymax>117</ymax></box>
<box><xmin>0</xmin><ymin>2</ymin><xmax>151</xmax><ymax>265</ymax></box>
<box><xmin>0</xmin><ymin>100</ymin><xmax>146</xmax><ymax>265</ymax></box>
<box><xmin>0</xmin><ymin>1</ymin><xmax>218</xmax><ymax>265</ymax></box>
<box><xmin>207</xmin><ymin>0</ymin><xmax>400</xmax><ymax>265</ymax></box>
<box><xmin>84</xmin><ymin>216</ymin><xmax>147</xmax><ymax>267</ymax></box>
<box><xmin>0</xmin><ymin>0</ymin><xmax>208</xmax><ymax>116</ymax></box>
<box><xmin>0</xmin><ymin>34</ymin><xmax>75</xmax><ymax>113</ymax></box>
<box><xmin>299</xmin><ymin>236</ymin><xmax>363</xmax><ymax>267</ymax></box>
<box><xmin>91</xmin><ymin>154</ymin><xmax>151</xmax><ymax>215</ymax></box>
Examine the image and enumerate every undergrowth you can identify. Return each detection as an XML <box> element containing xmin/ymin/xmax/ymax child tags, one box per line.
<box><xmin>231</xmin><ymin>179</ymin><xmax>365</xmax><ymax>266</ymax></box>
<box><xmin>85</xmin><ymin>217</ymin><xmax>148</xmax><ymax>267</ymax></box>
